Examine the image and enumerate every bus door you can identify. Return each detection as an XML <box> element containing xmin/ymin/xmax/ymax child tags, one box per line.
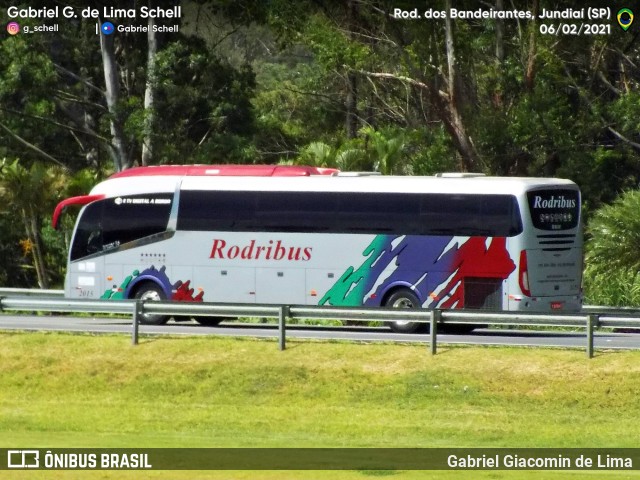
<box><xmin>66</xmin><ymin>201</ymin><xmax>106</xmax><ymax>299</ymax></box>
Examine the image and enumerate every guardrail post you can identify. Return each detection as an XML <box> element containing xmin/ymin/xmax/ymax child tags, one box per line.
<box><xmin>430</xmin><ymin>309</ymin><xmax>440</xmax><ymax>355</ymax></box>
<box><xmin>0</xmin><ymin>296</ymin><xmax>4</xmax><ymax>312</ymax></box>
<box><xmin>586</xmin><ymin>313</ymin><xmax>598</xmax><ymax>359</ymax></box>
<box><xmin>279</xmin><ymin>305</ymin><xmax>289</xmax><ymax>351</ymax></box>
<box><xmin>132</xmin><ymin>300</ymin><xmax>142</xmax><ymax>346</ymax></box>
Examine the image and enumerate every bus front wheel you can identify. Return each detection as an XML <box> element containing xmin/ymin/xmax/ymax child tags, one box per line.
<box><xmin>385</xmin><ymin>289</ymin><xmax>427</xmax><ymax>333</ymax></box>
<box><xmin>133</xmin><ymin>283</ymin><xmax>170</xmax><ymax>325</ymax></box>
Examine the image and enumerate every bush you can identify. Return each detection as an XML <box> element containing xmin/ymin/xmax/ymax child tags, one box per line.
<box><xmin>583</xmin><ymin>190</ymin><xmax>640</xmax><ymax>306</ymax></box>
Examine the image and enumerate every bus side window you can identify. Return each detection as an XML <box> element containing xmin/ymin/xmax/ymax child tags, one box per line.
<box><xmin>338</xmin><ymin>192</ymin><xmax>420</xmax><ymax>234</ymax></box>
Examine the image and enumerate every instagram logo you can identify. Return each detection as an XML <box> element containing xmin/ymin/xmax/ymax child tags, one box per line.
<box><xmin>7</xmin><ymin>22</ymin><xmax>20</xmax><ymax>35</ymax></box>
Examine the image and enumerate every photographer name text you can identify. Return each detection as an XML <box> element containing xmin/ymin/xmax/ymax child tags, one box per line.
<box><xmin>7</xmin><ymin>5</ymin><xmax>181</xmax><ymax>19</ymax></box>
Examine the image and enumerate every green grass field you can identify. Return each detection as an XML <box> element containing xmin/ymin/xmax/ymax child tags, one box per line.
<box><xmin>1</xmin><ymin>331</ymin><xmax>640</xmax><ymax>479</ymax></box>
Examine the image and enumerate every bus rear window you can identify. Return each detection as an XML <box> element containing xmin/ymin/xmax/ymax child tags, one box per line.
<box><xmin>527</xmin><ymin>189</ymin><xmax>580</xmax><ymax>231</ymax></box>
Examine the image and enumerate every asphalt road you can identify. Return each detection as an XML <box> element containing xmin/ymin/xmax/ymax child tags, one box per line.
<box><xmin>1</xmin><ymin>313</ymin><xmax>640</xmax><ymax>351</ymax></box>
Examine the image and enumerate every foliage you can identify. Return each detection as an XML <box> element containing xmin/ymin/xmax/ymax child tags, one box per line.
<box><xmin>408</xmin><ymin>126</ymin><xmax>457</xmax><ymax>175</ymax></box>
<box><xmin>0</xmin><ymin>214</ymin><xmax>34</xmax><ymax>288</ymax></box>
<box><xmin>0</xmin><ymin>159</ymin><xmax>97</xmax><ymax>288</ymax></box>
<box><xmin>583</xmin><ymin>269</ymin><xmax>640</xmax><ymax>307</ymax></box>
<box><xmin>585</xmin><ymin>190</ymin><xmax>640</xmax><ymax>274</ymax></box>
<box><xmin>0</xmin><ymin>159</ymin><xmax>66</xmax><ymax>288</ymax></box>
<box><xmin>1</xmin><ymin>2</ymin><xmax>640</xmax><ymax>291</ymax></box>
<box><xmin>583</xmin><ymin>190</ymin><xmax>640</xmax><ymax>306</ymax></box>
<box><xmin>0</xmin><ymin>27</ymin><xmax>66</xmax><ymax>167</ymax></box>
<box><xmin>150</xmin><ymin>37</ymin><xmax>258</xmax><ymax>164</ymax></box>
<box><xmin>295</xmin><ymin>125</ymin><xmax>456</xmax><ymax>174</ymax></box>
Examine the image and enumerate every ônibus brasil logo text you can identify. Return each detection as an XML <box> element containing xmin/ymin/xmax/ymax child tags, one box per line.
<box><xmin>533</xmin><ymin>195</ymin><xmax>576</xmax><ymax>209</ymax></box>
<box><xmin>210</xmin><ymin>239</ymin><xmax>312</xmax><ymax>261</ymax></box>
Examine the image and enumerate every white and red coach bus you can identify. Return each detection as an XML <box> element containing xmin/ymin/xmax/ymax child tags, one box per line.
<box><xmin>53</xmin><ymin>165</ymin><xmax>583</xmax><ymax>332</ymax></box>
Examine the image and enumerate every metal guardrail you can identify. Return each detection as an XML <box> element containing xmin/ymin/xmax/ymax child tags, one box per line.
<box><xmin>1</xmin><ymin>289</ymin><xmax>640</xmax><ymax>358</ymax></box>
<box><xmin>0</xmin><ymin>288</ymin><xmax>64</xmax><ymax>297</ymax></box>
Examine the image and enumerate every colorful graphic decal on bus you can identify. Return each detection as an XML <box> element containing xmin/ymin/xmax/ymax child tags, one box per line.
<box><xmin>320</xmin><ymin>235</ymin><xmax>516</xmax><ymax>308</ymax></box>
<box><xmin>101</xmin><ymin>265</ymin><xmax>204</xmax><ymax>302</ymax></box>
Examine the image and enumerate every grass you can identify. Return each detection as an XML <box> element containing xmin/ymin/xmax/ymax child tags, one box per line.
<box><xmin>1</xmin><ymin>331</ymin><xmax>640</xmax><ymax>479</ymax></box>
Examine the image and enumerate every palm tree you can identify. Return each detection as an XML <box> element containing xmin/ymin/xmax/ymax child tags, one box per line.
<box><xmin>584</xmin><ymin>190</ymin><xmax>640</xmax><ymax>306</ymax></box>
<box><xmin>360</xmin><ymin>126</ymin><xmax>408</xmax><ymax>175</ymax></box>
<box><xmin>0</xmin><ymin>159</ymin><xmax>64</xmax><ymax>288</ymax></box>
<box><xmin>298</xmin><ymin>141</ymin><xmax>367</xmax><ymax>171</ymax></box>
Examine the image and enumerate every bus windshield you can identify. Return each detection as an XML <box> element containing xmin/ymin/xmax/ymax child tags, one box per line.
<box><xmin>70</xmin><ymin>194</ymin><xmax>173</xmax><ymax>260</ymax></box>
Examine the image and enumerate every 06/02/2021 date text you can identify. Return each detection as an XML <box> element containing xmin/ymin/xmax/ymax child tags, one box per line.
<box><xmin>539</xmin><ymin>23</ymin><xmax>611</xmax><ymax>35</ymax></box>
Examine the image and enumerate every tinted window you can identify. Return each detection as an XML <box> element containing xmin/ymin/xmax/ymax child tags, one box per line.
<box><xmin>178</xmin><ymin>190</ymin><xmax>522</xmax><ymax>237</ymax></box>
<box><xmin>256</xmin><ymin>192</ymin><xmax>338</xmax><ymax>232</ymax></box>
<box><xmin>70</xmin><ymin>201</ymin><xmax>103</xmax><ymax>261</ymax></box>
<box><xmin>179</xmin><ymin>190</ymin><xmax>256</xmax><ymax>231</ymax></box>
<box><xmin>527</xmin><ymin>189</ymin><xmax>579</xmax><ymax>231</ymax></box>
<box><xmin>339</xmin><ymin>192</ymin><xmax>421</xmax><ymax>233</ymax></box>
<box><xmin>70</xmin><ymin>194</ymin><xmax>172</xmax><ymax>260</ymax></box>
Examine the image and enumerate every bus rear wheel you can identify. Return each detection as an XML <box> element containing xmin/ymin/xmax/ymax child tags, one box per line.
<box><xmin>385</xmin><ymin>289</ymin><xmax>427</xmax><ymax>333</ymax></box>
<box><xmin>133</xmin><ymin>283</ymin><xmax>169</xmax><ymax>325</ymax></box>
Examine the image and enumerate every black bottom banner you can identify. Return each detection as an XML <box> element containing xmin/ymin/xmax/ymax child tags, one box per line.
<box><xmin>2</xmin><ymin>448</ymin><xmax>639</xmax><ymax>471</ymax></box>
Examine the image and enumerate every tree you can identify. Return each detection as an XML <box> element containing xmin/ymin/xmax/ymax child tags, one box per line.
<box><xmin>100</xmin><ymin>23</ymin><xmax>130</xmax><ymax>171</ymax></box>
<box><xmin>0</xmin><ymin>31</ymin><xmax>73</xmax><ymax>169</ymax></box>
<box><xmin>150</xmin><ymin>36</ymin><xmax>257</xmax><ymax>164</ymax></box>
<box><xmin>295</xmin><ymin>125</ymin><xmax>445</xmax><ymax>175</ymax></box>
<box><xmin>141</xmin><ymin>11</ymin><xmax>158</xmax><ymax>166</ymax></box>
<box><xmin>0</xmin><ymin>159</ymin><xmax>64</xmax><ymax>289</ymax></box>
<box><xmin>297</xmin><ymin>140</ymin><xmax>365</xmax><ymax>171</ymax></box>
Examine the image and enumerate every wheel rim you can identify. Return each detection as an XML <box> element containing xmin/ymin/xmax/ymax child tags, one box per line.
<box><xmin>139</xmin><ymin>290</ymin><xmax>161</xmax><ymax>302</ymax></box>
<box><xmin>392</xmin><ymin>297</ymin><xmax>415</xmax><ymax>309</ymax></box>
<box><xmin>391</xmin><ymin>296</ymin><xmax>416</xmax><ymax>327</ymax></box>
<box><xmin>137</xmin><ymin>288</ymin><xmax>165</xmax><ymax>323</ymax></box>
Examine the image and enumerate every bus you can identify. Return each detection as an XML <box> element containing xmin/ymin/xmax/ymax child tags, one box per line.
<box><xmin>53</xmin><ymin>165</ymin><xmax>583</xmax><ymax>332</ymax></box>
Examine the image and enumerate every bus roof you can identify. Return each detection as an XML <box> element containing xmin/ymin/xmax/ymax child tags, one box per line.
<box><xmin>177</xmin><ymin>174</ymin><xmax>578</xmax><ymax>196</ymax></box>
<box><xmin>88</xmin><ymin>170</ymin><xmax>578</xmax><ymax>198</ymax></box>
<box><xmin>109</xmin><ymin>164</ymin><xmax>339</xmax><ymax>178</ymax></box>
<box><xmin>53</xmin><ymin>165</ymin><xmax>579</xmax><ymax>229</ymax></box>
